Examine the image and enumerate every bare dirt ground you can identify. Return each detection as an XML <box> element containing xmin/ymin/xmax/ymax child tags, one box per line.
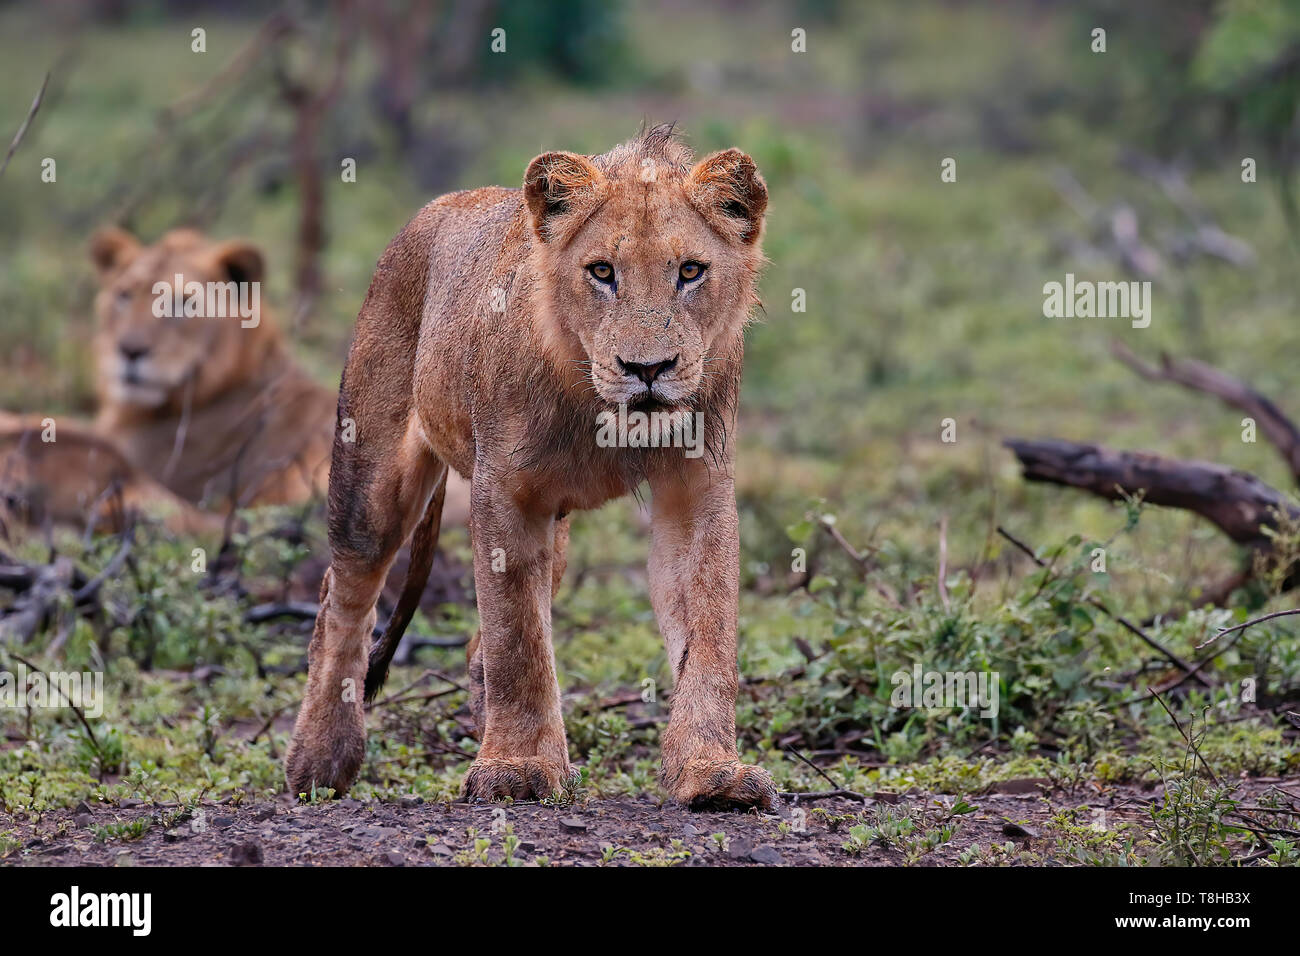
<box><xmin>6</xmin><ymin>776</ymin><xmax>1299</xmax><ymax>866</ymax></box>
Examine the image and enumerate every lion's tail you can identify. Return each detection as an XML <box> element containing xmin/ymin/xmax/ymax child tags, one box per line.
<box><xmin>363</xmin><ymin>465</ymin><xmax>448</xmax><ymax>703</ymax></box>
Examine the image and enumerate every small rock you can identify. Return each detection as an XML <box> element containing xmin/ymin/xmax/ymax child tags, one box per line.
<box><xmin>163</xmin><ymin>830</ymin><xmax>183</xmax><ymax>843</ymax></box>
<box><xmin>212</xmin><ymin>815</ymin><xmax>235</xmax><ymax>829</ymax></box>
<box><xmin>73</xmin><ymin>801</ymin><xmax>92</xmax><ymax>815</ymax></box>
<box><xmin>726</xmin><ymin>838</ymin><xmax>753</xmax><ymax>860</ymax></box>
<box><xmin>749</xmin><ymin>845</ymin><xmax>782</xmax><ymax>865</ymax></box>
<box><xmin>74</xmin><ymin>813</ymin><xmax>94</xmax><ymax>829</ymax></box>
<box><xmin>229</xmin><ymin>840</ymin><xmax>263</xmax><ymax>865</ymax></box>
<box><xmin>384</xmin><ymin>851</ymin><xmax>406</xmax><ymax>866</ymax></box>
<box><xmin>682</xmin><ymin>823</ymin><xmax>701</xmax><ymax>841</ymax></box>
<box><xmin>992</xmin><ymin>778</ymin><xmax>1051</xmax><ymax>795</ymax></box>
<box><xmin>253</xmin><ymin>805</ymin><xmax>276</xmax><ymax>822</ymax></box>
<box><xmin>119</xmin><ymin>798</ymin><xmax>143</xmax><ymax>809</ymax></box>
<box><xmin>399</xmin><ymin>796</ymin><xmax>422</xmax><ymax>809</ymax></box>
<box><xmin>42</xmin><ymin>844</ymin><xmax>69</xmax><ymax>856</ymax></box>
<box><xmin>1001</xmin><ymin>822</ymin><xmax>1039</xmax><ymax>839</ymax></box>
<box><xmin>427</xmin><ymin>843</ymin><xmax>454</xmax><ymax>857</ymax></box>
<box><xmin>559</xmin><ymin>817</ymin><xmax>588</xmax><ymax>832</ymax></box>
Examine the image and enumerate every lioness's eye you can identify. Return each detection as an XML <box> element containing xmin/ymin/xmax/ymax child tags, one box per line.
<box><xmin>679</xmin><ymin>261</ymin><xmax>706</xmax><ymax>284</ymax></box>
<box><xmin>587</xmin><ymin>262</ymin><xmax>615</xmax><ymax>284</ymax></box>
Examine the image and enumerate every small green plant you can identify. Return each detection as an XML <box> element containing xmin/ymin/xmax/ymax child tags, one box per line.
<box><xmin>600</xmin><ymin>844</ymin><xmax>630</xmax><ymax>864</ymax></box>
<box><xmin>627</xmin><ymin>845</ymin><xmax>691</xmax><ymax>867</ymax></box>
<box><xmin>1266</xmin><ymin>838</ymin><xmax>1299</xmax><ymax>866</ymax></box>
<box><xmin>1146</xmin><ymin>711</ymin><xmax>1246</xmax><ymax>866</ymax></box>
<box><xmin>91</xmin><ymin>817</ymin><xmax>152</xmax><ymax>843</ymax></box>
<box><xmin>300</xmin><ymin>783</ymin><xmax>337</xmax><ymax>805</ymax></box>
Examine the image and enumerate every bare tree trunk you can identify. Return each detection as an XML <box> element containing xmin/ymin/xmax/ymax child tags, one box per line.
<box><xmin>274</xmin><ymin>1</ymin><xmax>358</xmax><ymax>328</ymax></box>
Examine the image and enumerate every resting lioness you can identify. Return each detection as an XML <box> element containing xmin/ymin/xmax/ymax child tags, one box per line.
<box><xmin>86</xmin><ymin>227</ymin><xmax>472</xmax><ymax>526</ymax></box>
<box><xmin>286</xmin><ymin>125</ymin><xmax>775</xmax><ymax>809</ymax></box>
<box><xmin>88</xmin><ymin>227</ymin><xmax>337</xmax><ymax>510</ymax></box>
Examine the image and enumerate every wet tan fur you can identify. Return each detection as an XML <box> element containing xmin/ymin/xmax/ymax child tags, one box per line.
<box><xmin>286</xmin><ymin>127</ymin><xmax>773</xmax><ymax>808</ymax></box>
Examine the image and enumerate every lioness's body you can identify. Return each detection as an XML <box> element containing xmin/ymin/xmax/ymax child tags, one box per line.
<box><xmin>287</xmin><ymin>127</ymin><xmax>773</xmax><ymax>808</ymax></box>
<box><xmin>89</xmin><ymin>228</ymin><xmax>336</xmax><ymax>509</ymax></box>
<box><xmin>0</xmin><ymin>415</ymin><xmax>216</xmax><ymax>535</ymax></box>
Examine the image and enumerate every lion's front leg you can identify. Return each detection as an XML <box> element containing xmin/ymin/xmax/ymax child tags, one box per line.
<box><xmin>462</xmin><ymin>478</ymin><xmax>573</xmax><ymax>801</ymax></box>
<box><xmin>648</xmin><ymin>464</ymin><xmax>775</xmax><ymax>810</ymax></box>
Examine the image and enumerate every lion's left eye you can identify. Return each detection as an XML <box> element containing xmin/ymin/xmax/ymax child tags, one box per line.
<box><xmin>678</xmin><ymin>261</ymin><xmax>706</xmax><ymax>284</ymax></box>
<box><xmin>587</xmin><ymin>262</ymin><xmax>615</xmax><ymax>284</ymax></box>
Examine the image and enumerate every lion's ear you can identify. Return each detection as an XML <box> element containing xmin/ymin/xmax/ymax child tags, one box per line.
<box><xmin>209</xmin><ymin>240</ymin><xmax>265</xmax><ymax>286</ymax></box>
<box><xmin>688</xmin><ymin>149</ymin><xmax>768</xmax><ymax>245</ymax></box>
<box><xmin>89</xmin><ymin>226</ymin><xmax>141</xmax><ymax>281</ymax></box>
<box><xmin>524</xmin><ymin>151</ymin><xmax>605</xmax><ymax>243</ymax></box>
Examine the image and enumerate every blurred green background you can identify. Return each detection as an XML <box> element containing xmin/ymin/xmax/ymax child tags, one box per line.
<box><xmin>3</xmin><ymin>0</ymin><xmax>1298</xmax><ymax>599</ymax></box>
<box><xmin>2</xmin><ymin>1</ymin><xmax>1299</xmax><ymax>842</ymax></box>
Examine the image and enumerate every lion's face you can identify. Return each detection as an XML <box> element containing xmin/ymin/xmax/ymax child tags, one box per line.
<box><xmin>89</xmin><ymin>228</ymin><xmax>267</xmax><ymax>411</ymax></box>
<box><xmin>524</xmin><ymin>136</ymin><xmax>767</xmax><ymax>411</ymax></box>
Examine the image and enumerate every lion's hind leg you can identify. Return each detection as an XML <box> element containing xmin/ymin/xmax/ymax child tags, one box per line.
<box><xmin>285</xmin><ymin>414</ymin><xmax>441</xmax><ymax>798</ymax></box>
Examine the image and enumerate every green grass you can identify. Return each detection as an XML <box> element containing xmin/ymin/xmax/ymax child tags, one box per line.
<box><xmin>1</xmin><ymin>2</ymin><xmax>1298</xmax><ymax>865</ymax></box>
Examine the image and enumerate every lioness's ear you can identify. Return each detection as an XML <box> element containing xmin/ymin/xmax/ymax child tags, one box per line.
<box><xmin>89</xmin><ymin>226</ymin><xmax>141</xmax><ymax>281</ymax></box>
<box><xmin>208</xmin><ymin>240</ymin><xmax>265</xmax><ymax>286</ymax></box>
<box><xmin>688</xmin><ymin>149</ymin><xmax>767</xmax><ymax>245</ymax></box>
<box><xmin>524</xmin><ymin>151</ymin><xmax>605</xmax><ymax>243</ymax></box>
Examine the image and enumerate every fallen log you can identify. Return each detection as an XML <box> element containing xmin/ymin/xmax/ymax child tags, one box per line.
<box><xmin>1004</xmin><ymin>437</ymin><xmax>1297</xmax><ymax>547</ymax></box>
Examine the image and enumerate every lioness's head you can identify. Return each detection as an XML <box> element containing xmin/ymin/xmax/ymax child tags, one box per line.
<box><xmin>89</xmin><ymin>227</ymin><xmax>277</xmax><ymax>412</ymax></box>
<box><xmin>524</xmin><ymin>125</ymin><xmax>767</xmax><ymax>411</ymax></box>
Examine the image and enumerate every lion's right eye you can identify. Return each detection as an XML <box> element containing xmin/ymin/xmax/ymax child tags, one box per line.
<box><xmin>587</xmin><ymin>262</ymin><xmax>615</xmax><ymax>284</ymax></box>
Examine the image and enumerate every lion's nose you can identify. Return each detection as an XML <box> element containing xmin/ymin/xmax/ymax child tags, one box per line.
<box><xmin>119</xmin><ymin>340</ymin><xmax>151</xmax><ymax>362</ymax></box>
<box><xmin>617</xmin><ymin>355</ymin><xmax>677</xmax><ymax>385</ymax></box>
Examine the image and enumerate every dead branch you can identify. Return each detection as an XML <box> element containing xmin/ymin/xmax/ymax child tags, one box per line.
<box><xmin>1150</xmin><ymin>689</ymin><xmax>1222</xmax><ymax>786</ymax></box>
<box><xmin>1205</xmin><ymin>607</ymin><xmax>1300</xmax><ymax>644</ymax></box>
<box><xmin>0</xmin><ymin>557</ymin><xmax>76</xmax><ymax>643</ymax></box>
<box><xmin>243</xmin><ymin>600</ymin><xmax>469</xmax><ymax>649</ymax></box>
<box><xmin>159</xmin><ymin>13</ymin><xmax>292</xmax><ymax>123</ymax></box>
<box><xmin>243</xmin><ymin>600</ymin><xmax>321</xmax><ymax>624</ymax></box>
<box><xmin>779</xmin><ymin>788</ymin><xmax>870</xmax><ymax>805</ymax></box>
<box><xmin>1112</xmin><ymin>341</ymin><xmax>1300</xmax><ymax>483</ymax></box>
<box><xmin>1050</xmin><ymin>168</ymin><xmax>1165</xmax><ymax>279</ymax></box>
<box><xmin>71</xmin><ymin>523</ymin><xmax>133</xmax><ymax>606</ymax></box>
<box><xmin>997</xmin><ymin>525</ymin><xmax>1212</xmax><ymax>688</ymax></box>
<box><xmin>0</xmin><ymin>72</ymin><xmax>49</xmax><ymax>180</ymax></box>
<box><xmin>783</xmin><ymin>743</ymin><xmax>855</xmax><ymax>796</ymax></box>
<box><xmin>1004</xmin><ymin>437</ymin><xmax>1297</xmax><ymax>547</ymax></box>
<box><xmin>5</xmin><ymin>652</ymin><xmax>102</xmax><ymax>760</ymax></box>
<box><xmin>1118</xmin><ymin>150</ymin><xmax>1255</xmax><ymax>267</ymax></box>
<box><xmin>819</xmin><ymin>515</ymin><xmax>875</xmax><ymax>570</ymax></box>
<box><xmin>937</xmin><ymin>513</ymin><xmax>951</xmax><ymax>611</ymax></box>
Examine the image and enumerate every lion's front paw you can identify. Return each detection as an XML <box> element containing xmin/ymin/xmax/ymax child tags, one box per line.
<box><xmin>663</xmin><ymin>758</ymin><xmax>776</xmax><ymax>811</ymax></box>
<box><xmin>462</xmin><ymin>756</ymin><xmax>577</xmax><ymax>802</ymax></box>
<box><xmin>284</xmin><ymin>698</ymin><xmax>366</xmax><ymax>799</ymax></box>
